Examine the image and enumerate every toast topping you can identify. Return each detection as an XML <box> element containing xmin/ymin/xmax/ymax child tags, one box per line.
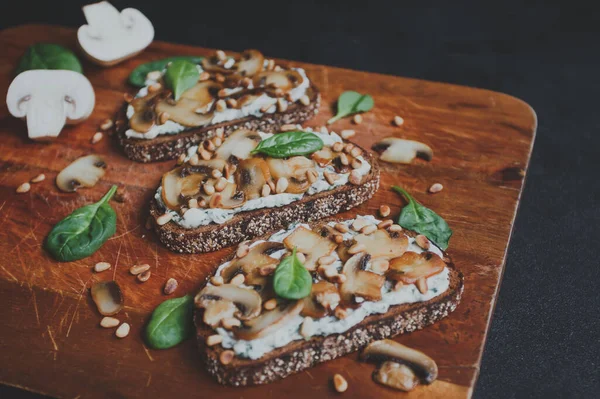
<box><xmin>234</xmin><ymin>300</ymin><xmax>304</xmax><ymax>341</ymax></box>
<box><xmin>195</xmin><ymin>284</ymin><xmax>262</xmax><ymax>322</ymax></box>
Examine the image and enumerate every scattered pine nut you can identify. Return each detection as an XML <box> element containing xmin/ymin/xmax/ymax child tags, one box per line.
<box><xmin>16</xmin><ymin>182</ymin><xmax>30</xmax><ymax>193</ymax></box>
<box><xmin>210</xmin><ymin>276</ymin><xmax>224</xmax><ymax>286</ymax></box>
<box><xmin>215</xmin><ymin>50</ymin><xmax>226</xmax><ymax>61</ymax></box>
<box><xmin>334</xmin><ymin>223</ymin><xmax>349</xmax><ymax>233</ymax></box>
<box><xmin>115</xmin><ymin>323</ymin><xmax>130</xmax><ymax>338</ymax></box>
<box><xmin>350</xmin><ymin>147</ymin><xmax>362</xmax><ymax>158</ymax></box>
<box><xmin>277</xmin><ymin>98</ymin><xmax>288</xmax><ymax>112</ymax></box>
<box><xmin>415</xmin><ymin>234</ymin><xmax>430</xmax><ymax>250</ymax></box>
<box><xmin>148</xmin><ymin>83</ymin><xmax>162</xmax><ymax>93</ymax></box>
<box><xmin>378</xmin><ymin>219</ymin><xmax>393</xmax><ymax>230</ymax></box>
<box><xmin>204</xmin><ymin>139</ymin><xmax>216</xmax><ymax>152</ymax></box>
<box><xmin>94</xmin><ymin>262</ymin><xmax>111</xmax><ymax>273</ymax></box>
<box><xmin>266</xmin><ymin>59</ymin><xmax>275</xmax><ymax>71</ymax></box>
<box><xmin>199</xmin><ymin>71</ymin><xmax>210</xmax><ymax>81</ymax></box>
<box><xmin>214</xmin><ymin>73</ymin><xmax>225</xmax><ymax>83</ymax></box>
<box><xmin>341</xmin><ymin>129</ymin><xmax>356</xmax><ymax>139</ymax></box>
<box><xmin>343</xmin><ymin>143</ymin><xmax>355</xmax><ymax>153</ymax></box>
<box><xmin>276</xmin><ymin>177</ymin><xmax>289</xmax><ymax>194</ymax></box>
<box><xmin>332</xmin><ymin>142</ymin><xmax>344</xmax><ymax>152</ymax></box>
<box><xmin>146</xmin><ymin>71</ymin><xmax>161</xmax><ymax>81</ymax></box>
<box><xmin>226</xmin><ymin>98</ymin><xmax>238</xmax><ymax>108</ymax></box>
<box><xmin>333</xmin><ymin>234</ymin><xmax>344</xmax><ymax>244</ymax></box>
<box><xmin>324</xmin><ymin>171</ymin><xmax>339</xmax><ymax>185</ymax></box>
<box><xmin>31</xmin><ymin>174</ymin><xmax>46</xmax><ymax>183</ymax></box>
<box><xmin>306</xmin><ymin>169</ymin><xmax>319</xmax><ymax>184</ymax></box>
<box><xmin>177</xmin><ymin>153</ymin><xmax>186</xmax><ymax>165</ymax></box>
<box><xmin>348</xmin><ymin>170</ymin><xmax>362</xmax><ymax>185</ymax></box>
<box><xmin>230</xmin><ymin>274</ymin><xmax>245</xmax><ymax>286</ymax></box>
<box><xmin>379</xmin><ymin>205</ymin><xmax>391</xmax><ymax>218</ymax></box>
<box><xmin>351</xmin><ymin>158</ymin><xmax>362</xmax><ymax>169</ymax></box>
<box><xmin>100</xmin><ymin>119</ymin><xmax>113</xmax><ymax>131</ymax></box>
<box><xmin>215</xmin><ymin>177</ymin><xmax>228</xmax><ymax>192</ymax></box>
<box><xmin>123</xmin><ymin>93</ymin><xmax>134</xmax><ymax>103</ymax></box>
<box><xmin>206</xmin><ymin>334</ymin><xmax>223</xmax><ymax>346</ymax></box>
<box><xmin>389</xmin><ymin>224</ymin><xmax>403</xmax><ymax>232</ymax></box>
<box><xmin>361</xmin><ymin>224</ymin><xmax>377</xmax><ymax>235</ymax></box>
<box><xmin>261</xmin><ymin>184</ymin><xmax>271</xmax><ymax>197</ymax></box>
<box><xmin>156</xmin><ymin>213</ymin><xmax>173</xmax><ymax>226</ymax></box>
<box><xmin>91</xmin><ymin>132</ymin><xmax>103</xmax><ymax>144</ymax></box>
<box><xmin>330</xmin><ymin>273</ymin><xmax>347</xmax><ymax>284</ymax></box>
<box><xmin>333</xmin><ymin>374</ymin><xmax>349</xmax><ymax>393</ymax></box>
<box><xmin>188</xmin><ymin>198</ymin><xmax>199</xmax><ymax>209</ymax></box>
<box><xmin>199</xmin><ymin>147</ymin><xmax>212</xmax><ymax>161</ymax></box>
<box><xmin>130</xmin><ymin>264</ymin><xmax>150</xmax><ymax>275</ymax></box>
<box><xmin>339</xmin><ymin>153</ymin><xmax>349</xmax><ymax>166</ymax></box>
<box><xmin>264</xmin><ymin>298</ymin><xmax>277</xmax><ymax>310</ymax></box>
<box><xmin>429</xmin><ymin>183</ymin><xmax>444</xmax><ymax>193</ymax></box>
<box><xmin>100</xmin><ymin>316</ymin><xmax>120</xmax><ymax>328</ymax></box>
<box><xmin>348</xmin><ymin>243</ymin><xmax>367</xmax><ymax>254</ymax></box>
<box><xmin>236</xmin><ymin>243</ymin><xmax>249</xmax><ymax>258</ymax></box>
<box><xmin>163</xmin><ymin>278</ymin><xmax>178</xmax><ymax>295</ymax></box>
<box><xmin>300</xmin><ymin>317</ymin><xmax>315</xmax><ymax>339</ymax></box>
<box><xmin>320</xmin><ymin>126</ymin><xmax>329</xmax><ymax>134</ymax></box>
<box><xmin>351</xmin><ymin>218</ymin><xmax>368</xmax><ymax>231</ymax></box>
<box><xmin>222</xmin><ymin>317</ymin><xmax>241</xmax><ymax>330</ymax></box>
<box><xmin>203</xmin><ymin>183</ymin><xmax>215</xmax><ymax>196</ymax></box>
<box><xmin>219</xmin><ymin>350</ymin><xmax>235</xmax><ymax>365</ymax></box>
<box><xmin>299</xmin><ymin>95</ymin><xmax>310</xmax><ymax>106</ymax></box>
<box><xmin>334</xmin><ymin>307</ymin><xmax>348</xmax><ymax>320</ymax></box>
<box><xmin>137</xmin><ymin>270</ymin><xmax>151</xmax><ymax>282</ymax></box>
<box><xmin>215</xmin><ymin>99</ymin><xmax>227</xmax><ymax>112</ymax></box>
<box><xmin>393</xmin><ymin>115</ymin><xmax>405</xmax><ymax>126</ymax></box>
<box><xmin>280</xmin><ymin>124</ymin><xmax>296</xmax><ymax>132</ymax></box>
<box><xmin>353</xmin><ymin>114</ymin><xmax>363</xmax><ymax>124</ymax></box>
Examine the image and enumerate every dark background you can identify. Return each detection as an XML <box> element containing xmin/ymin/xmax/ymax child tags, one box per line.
<box><xmin>1</xmin><ymin>1</ymin><xmax>598</xmax><ymax>398</ymax></box>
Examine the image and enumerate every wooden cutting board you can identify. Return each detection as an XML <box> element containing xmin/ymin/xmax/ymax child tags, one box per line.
<box><xmin>0</xmin><ymin>25</ymin><xmax>536</xmax><ymax>399</ymax></box>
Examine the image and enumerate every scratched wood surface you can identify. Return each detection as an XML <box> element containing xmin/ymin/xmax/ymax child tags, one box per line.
<box><xmin>0</xmin><ymin>25</ymin><xmax>536</xmax><ymax>399</ymax></box>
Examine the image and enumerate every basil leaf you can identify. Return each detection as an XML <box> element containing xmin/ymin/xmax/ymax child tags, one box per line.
<box><xmin>45</xmin><ymin>186</ymin><xmax>117</xmax><ymax>262</ymax></box>
<box><xmin>392</xmin><ymin>186</ymin><xmax>453</xmax><ymax>250</ymax></box>
<box><xmin>273</xmin><ymin>248</ymin><xmax>312</xmax><ymax>299</ymax></box>
<box><xmin>251</xmin><ymin>131</ymin><xmax>324</xmax><ymax>158</ymax></box>
<box><xmin>16</xmin><ymin>43</ymin><xmax>82</xmax><ymax>75</ymax></box>
<box><xmin>145</xmin><ymin>295</ymin><xmax>194</xmax><ymax>349</ymax></box>
<box><xmin>128</xmin><ymin>56</ymin><xmax>204</xmax><ymax>87</ymax></box>
<box><xmin>327</xmin><ymin>91</ymin><xmax>374</xmax><ymax>124</ymax></box>
<box><xmin>164</xmin><ymin>60</ymin><xmax>200</xmax><ymax>101</ymax></box>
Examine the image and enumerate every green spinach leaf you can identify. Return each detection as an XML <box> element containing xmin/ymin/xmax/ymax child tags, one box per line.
<box><xmin>392</xmin><ymin>186</ymin><xmax>453</xmax><ymax>250</ymax></box>
<box><xmin>273</xmin><ymin>247</ymin><xmax>312</xmax><ymax>299</ymax></box>
<box><xmin>128</xmin><ymin>56</ymin><xmax>204</xmax><ymax>87</ymax></box>
<box><xmin>45</xmin><ymin>185</ymin><xmax>117</xmax><ymax>262</ymax></box>
<box><xmin>164</xmin><ymin>60</ymin><xmax>200</xmax><ymax>101</ymax></box>
<box><xmin>145</xmin><ymin>295</ymin><xmax>194</xmax><ymax>349</ymax></box>
<box><xmin>327</xmin><ymin>91</ymin><xmax>374</xmax><ymax>124</ymax></box>
<box><xmin>251</xmin><ymin>131</ymin><xmax>324</xmax><ymax>158</ymax></box>
<box><xmin>16</xmin><ymin>43</ymin><xmax>82</xmax><ymax>75</ymax></box>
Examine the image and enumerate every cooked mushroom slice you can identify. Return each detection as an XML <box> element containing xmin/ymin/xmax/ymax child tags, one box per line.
<box><xmin>387</xmin><ymin>252</ymin><xmax>446</xmax><ymax>294</ymax></box>
<box><xmin>234</xmin><ymin>300</ymin><xmax>303</xmax><ymax>340</ymax></box>
<box><xmin>253</xmin><ymin>70</ymin><xmax>304</xmax><ymax>92</ymax></box>
<box><xmin>220</xmin><ymin>242</ymin><xmax>284</xmax><ymax>287</ymax></box>
<box><xmin>236</xmin><ymin>158</ymin><xmax>272</xmax><ymax>200</ymax></box>
<box><xmin>56</xmin><ymin>155</ymin><xmax>106</xmax><ymax>192</ymax></box>
<box><xmin>155</xmin><ymin>98</ymin><xmax>214</xmax><ymax>127</ymax></box>
<box><xmin>311</xmin><ymin>147</ymin><xmax>335</xmax><ymax>167</ymax></box>
<box><xmin>235</xmin><ymin>49</ymin><xmax>265</xmax><ymax>77</ymax></box>
<box><xmin>201</xmin><ymin>54</ymin><xmax>235</xmax><ymax>74</ymax></box>
<box><xmin>267</xmin><ymin>157</ymin><xmax>316</xmax><ymax>194</ymax></box>
<box><xmin>236</xmin><ymin>94</ymin><xmax>261</xmax><ymax>108</ymax></box>
<box><xmin>373</xmin><ymin>361</ymin><xmax>419</xmax><ymax>392</ymax></box>
<box><xmin>360</xmin><ymin>339</ymin><xmax>438</xmax><ymax>384</ymax></box>
<box><xmin>283</xmin><ymin>226</ymin><xmax>337</xmax><ymax>271</ymax></box>
<box><xmin>354</xmin><ymin>230</ymin><xmax>409</xmax><ymax>260</ymax></box>
<box><xmin>301</xmin><ymin>281</ymin><xmax>340</xmax><ymax>318</ymax></box>
<box><xmin>195</xmin><ymin>284</ymin><xmax>262</xmax><ymax>321</ymax></box>
<box><xmin>340</xmin><ymin>253</ymin><xmax>385</xmax><ymax>303</ymax></box>
<box><xmin>214</xmin><ymin>129</ymin><xmax>262</xmax><ymax>161</ymax></box>
<box><xmin>210</xmin><ymin>182</ymin><xmax>246</xmax><ymax>209</ymax></box>
<box><xmin>161</xmin><ymin>165</ymin><xmax>217</xmax><ymax>209</ymax></box>
<box><xmin>372</xmin><ymin>137</ymin><xmax>433</xmax><ymax>164</ymax></box>
<box><xmin>201</xmin><ymin>300</ymin><xmax>237</xmax><ymax>327</ymax></box>
<box><xmin>90</xmin><ymin>281</ymin><xmax>123</xmax><ymax>316</ymax></box>
<box><xmin>182</xmin><ymin>81</ymin><xmax>221</xmax><ymax>113</ymax></box>
<box><xmin>128</xmin><ymin>90</ymin><xmax>168</xmax><ymax>132</ymax></box>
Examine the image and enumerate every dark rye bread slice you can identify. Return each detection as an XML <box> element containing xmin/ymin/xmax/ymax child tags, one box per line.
<box><xmin>116</xmin><ymin>85</ymin><xmax>320</xmax><ymax>163</ymax></box>
<box><xmin>149</xmin><ymin>146</ymin><xmax>380</xmax><ymax>254</ymax></box>
<box><xmin>194</xmin><ymin>226</ymin><xmax>464</xmax><ymax>387</ymax></box>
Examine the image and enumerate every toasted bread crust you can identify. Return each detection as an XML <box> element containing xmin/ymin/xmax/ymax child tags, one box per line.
<box><xmin>149</xmin><ymin>145</ymin><xmax>380</xmax><ymax>254</ymax></box>
<box><xmin>116</xmin><ymin>85</ymin><xmax>320</xmax><ymax>163</ymax></box>
<box><xmin>194</xmin><ymin>228</ymin><xmax>463</xmax><ymax>386</ymax></box>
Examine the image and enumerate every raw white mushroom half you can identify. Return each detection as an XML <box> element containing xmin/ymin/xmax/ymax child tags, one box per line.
<box><xmin>372</xmin><ymin>137</ymin><xmax>433</xmax><ymax>164</ymax></box>
<box><xmin>77</xmin><ymin>1</ymin><xmax>154</xmax><ymax>66</ymax></box>
<box><xmin>6</xmin><ymin>70</ymin><xmax>95</xmax><ymax>141</ymax></box>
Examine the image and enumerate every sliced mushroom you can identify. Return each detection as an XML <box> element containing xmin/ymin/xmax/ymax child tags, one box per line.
<box><xmin>311</xmin><ymin>147</ymin><xmax>356</xmax><ymax>174</ymax></box>
<box><xmin>235</xmin><ymin>158</ymin><xmax>272</xmax><ymax>200</ymax></box>
<box><xmin>360</xmin><ymin>339</ymin><xmax>438</xmax><ymax>384</ymax></box>
<box><xmin>161</xmin><ymin>163</ymin><xmax>224</xmax><ymax>209</ymax></box>
<box><xmin>56</xmin><ymin>155</ymin><xmax>106</xmax><ymax>193</ymax></box>
<box><xmin>234</xmin><ymin>300</ymin><xmax>303</xmax><ymax>340</ymax></box>
<box><xmin>253</xmin><ymin>70</ymin><xmax>304</xmax><ymax>93</ymax></box>
<box><xmin>387</xmin><ymin>252</ymin><xmax>446</xmax><ymax>294</ymax></box>
<box><xmin>267</xmin><ymin>157</ymin><xmax>316</xmax><ymax>194</ymax></box>
<box><xmin>354</xmin><ymin>230</ymin><xmax>409</xmax><ymax>260</ymax></box>
<box><xmin>90</xmin><ymin>281</ymin><xmax>123</xmax><ymax>316</ymax></box>
<box><xmin>311</xmin><ymin>147</ymin><xmax>336</xmax><ymax>167</ymax></box>
<box><xmin>210</xmin><ymin>182</ymin><xmax>246</xmax><ymax>209</ymax></box>
<box><xmin>129</xmin><ymin>90</ymin><xmax>165</xmax><ymax>133</ymax></box>
<box><xmin>235</xmin><ymin>49</ymin><xmax>265</xmax><ymax>77</ymax></box>
<box><xmin>374</xmin><ymin>361</ymin><xmax>419</xmax><ymax>392</ymax></box>
<box><xmin>372</xmin><ymin>138</ymin><xmax>433</xmax><ymax>164</ymax></box>
<box><xmin>195</xmin><ymin>284</ymin><xmax>262</xmax><ymax>321</ymax></box>
<box><xmin>220</xmin><ymin>242</ymin><xmax>284</xmax><ymax>290</ymax></box>
<box><xmin>201</xmin><ymin>54</ymin><xmax>235</xmax><ymax>75</ymax></box>
<box><xmin>155</xmin><ymin>98</ymin><xmax>214</xmax><ymax>127</ymax></box>
<box><xmin>339</xmin><ymin>253</ymin><xmax>385</xmax><ymax>303</ymax></box>
<box><xmin>214</xmin><ymin>129</ymin><xmax>262</xmax><ymax>161</ymax></box>
<box><xmin>283</xmin><ymin>226</ymin><xmax>337</xmax><ymax>271</ymax></box>
<box><xmin>236</xmin><ymin>94</ymin><xmax>261</xmax><ymax>108</ymax></box>
<box><xmin>301</xmin><ymin>281</ymin><xmax>340</xmax><ymax>318</ymax></box>
<box><xmin>201</xmin><ymin>300</ymin><xmax>237</xmax><ymax>327</ymax></box>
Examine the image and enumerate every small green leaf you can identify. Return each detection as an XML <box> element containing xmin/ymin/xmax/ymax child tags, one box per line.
<box><xmin>251</xmin><ymin>131</ymin><xmax>324</xmax><ymax>158</ymax></box>
<box><xmin>145</xmin><ymin>295</ymin><xmax>194</xmax><ymax>349</ymax></box>
<box><xmin>128</xmin><ymin>56</ymin><xmax>204</xmax><ymax>87</ymax></box>
<box><xmin>164</xmin><ymin>60</ymin><xmax>200</xmax><ymax>101</ymax></box>
<box><xmin>392</xmin><ymin>186</ymin><xmax>453</xmax><ymax>250</ymax></box>
<box><xmin>16</xmin><ymin>43</ymin><xmax>82</xmax><ymax>75</ymax></box>
<box><xmin>44</xmin><ymin>186</ymin><xmax>117</xmax><ymax>262</ymax></box>
<box><xmin>273</xmin><ymin>248</ymin><xmax>312</xmax><ymax>299</ymax></box>
<box><xmin>327</xmin><ymin>91</ymin><xmax>374</xmax><ymax>124</ymax></box>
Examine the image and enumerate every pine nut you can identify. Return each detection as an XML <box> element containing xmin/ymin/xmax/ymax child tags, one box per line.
<box><xmin>350</xmin><ymin>147</ymin><xmax>362</xmax><ymax>158</ymax></box>
<box><xmin>330</xmin><ymin>273</ymin><xmax>347</xmax><ymax>284</ymax></box>
<box><xmin>415</xmin><ymin>234</ymin><xmax>430</xmax><ymax>250</ymax></box>
<box><xmin>349</xmin><ymin>170</ymin><xmax>362</xmax><ymax>185</ymax></box>
<box><xmin>226</xmin><ymin>98</ymin><xmax>238</xmax><ymax>108</ymax></box>
<box><xmin>214</xmin><ymin>177</ymin><xmax>228</xmax><ymax>192</ymax></box>
<box><xmin>276</xmin><ymin>177</ymin><xmax>289</xmax><ymax>193</ymax></box>
<box><xmin>177</xmin><ymin>153</ymin><xmax>186</xmax><ymax>165</ymax></box>
<box><xmin>148</xmin><ymin>83</ymin><xmax>162</xmax><ymax>93</ymax></box>
<box><xmin>156</xmin><ymin>213</ymin><xmax>172</xmax><ymax>226</ymax></box>
<box><xmin>16</xmin><ymin>182</ymin><xmax>30</xmax><ymax>193</ymax></box>
<box><xmin>206</xmin><ymin>334</ymin><xmax>223</xmax><ymax>346</ymax></box>
<box><xmin>351</xmin><ymin>158</ymin><xmax>362</xmax><ymax>169</ymax></box>
<box><xmin>341</xmin><ymin>129</ymin><xmax>356</xmax><ymax>139</ymax></box>
<box><xmin>146</xmin><ymin>71</ymin><xmax>161</xmax><ymax>81</ymax></box>
<box><xmin>348</xmin><ymin>243</ymin><xmax>366</xmax><ymax>254</ymax></box>
<box><xmin>333</xmin><ymin>234</ymin><xmax>344</xmax><ymax>244</ymax></box>
<box><xmin>379</xmin><ymin>205</ymin><xmax>391</xmax><ymax>218</ymax></box>
<box><xmin>361</xmin><ymin>224</ymin><xmax>377</xmax><ymax>235</ymax></box>
<box><xmin>351</xmin><ymin>219</ymin><xmax>367</xmax><ymax>231</ymax></box>
<box><xmin>261</xmin><ymin>184</ymin><xmax>271</xmax><ymax>197</ymax></box>
<box><xmin>199</xmin><ymin>148</ymin><xmax>212</xmax><ymax>160</ymax></box>
<box><xmin>334</xmin><ymin>223</ymin><xmax>349</xmax><ymax>233</ymax></box>
<box><xmin>264</xmin><ymin>298</ymin><xmax>277</xmax><ymax>310</ymax></box>
<box><xmin>91</xmin><ymin>132</ymin><xmax>103</xmax><ymax>144</ymax></box>
<box><xmin>378</xmin><ymin>219</ymin><xmax>393</xmax><ymax>230</ymax></box>
<box><xmin>215</xmin><ymin>50</ymin><xmax>226</xmax><ymax>61</ymax></box>
<box><xmin>266</xmin><ymin>59</ymin><xmax>275</xmax><ymax>70</ymax></box>
<box><xmin>222</xmin><ymin>317</ymin><xmax>241</xmax><ymax>329</ymax></box>
<box><xmin>318</xmin><ymin>255</ymin><xmax>336</xmax><ymax>266</ymax></box>
<box><xmin>31</xmin><ymin>174</ymin><xmax>45</xmax><ymax>183</ymax></box>
<box><xmin>212</xmin><ymin>136</ymin><xmax>223</xmax><ymax>147</ymax></box>
<box><xmin>203</xmin><ymin>183</ymin><xmax>215</xmax><ymax>195</ymax></box>
<box><xmin>324</xmin><ymin>171</ymin><xmax>339</xmax><ymax>185</ymax></box>
<box><xmin>199</xmin><ymin>71</ymin><xmax>210</xmax><ymax>81</ymax></box>
<box><xmin>339</xmin><ymin>153</ymin><xmax>349</xmax><ymax>165</ymax></box>
<box><xmin>300</xmin><ymin>317</ymin><xmax>315</xmax><ymax>338</ymax></box>
<box><xmin>277</xmin><ymin>98</ymin><xmax>288</xmax><ymax>112</ymax></box>
<box><xmin>267</xmin><ymin>179</ymin><xmax>276</xmax><ymax>192</ymax></box>
<box><xmin>296</xmin><ymin>252</ymin><xmax>306</xmax><ymax>263</ymax></box>
<box><xmin>130</xmin><ymin>264</ymin><xmax>150</xmax><ymax>275</ymax></box>
<box><xmin>188</xmin><ymin>153</ymin><xmax>199</xmax><ymax>166</ymax></box>
<box><xmin>429</xmin><ymin>183</ymin><xmax>444</xmax><ymax>193</ymax></box>
<box><xmin>236</xmin><ymin>243</ymin><xmax>249</xmax><ymax>258</ymax></box>
<box><xmin>299</xmin><ymin>95</ymin><xmax>310</xmax><ymax>106</ymax></box>
<box><xmin>204</xmin><ymin>139</ymin><xmax>216</xmax><ymax>152</ymax></box>
<box><xmin>334</xmin><ymin>307</ymin><xmax>348</xmax><ymax>320</ymax></box>
<box><xmin>280</xmin><ymin>124</ymin><xmax>296</xmax><ymax>132</ymax></box>
<box><xmin>241</xmin><ymin>77</ymin><xmax>252</xmax><ymax>87</ymax></box>
<box><xmin>218</xmin><ymin>89</ymin><xmax>228</xmax><ymax>98</ymax></box>
<box><xmin>123</xmin><ymin>93</ymin><xmax>134</xmax><ymax>103</ymax></box>
<box><xmin>230</xmin><ymin>274</ymin><xmax>245</xmax><ymax>286</ymax></box>
<box><xmin>320</xmin><ymin>126</ymin><xmax>329</xmax><ymax>134</ymax></box>
<box><xmin>332</xmin><ymin>142</ymin><xmax>344</xmax><ymax>152</ymax></box>
<box><xmin>100</xmin><ymin>119</ymin><xmax>113</xmax><ymax>131</ymax></box>
<box><xmin>137</xmin><ymin>270</ymin><xmax>151</xmax><ymax>282</ymax></box>
<box><xmin>274</xmin><ymin>65</ymin><xmax>283</xmax><ymax>72</ymax></box>
<box><xmin>344</xmin><ymin>143</ymin><xmax>355</xmax><ymax>153</ymax></box>
<box><xmin>371</xmin><ymin>259</ymin><xmax>390</xmax><ymax>273</ymax></box>
<box><xmin>215</xmin><ymin>73</ymin><xmax>225</xmax><ymax>83</ymax></box>
<box><xmin>100</xmin><ymin>316</ymin><xmax>120</xmax><ymax>328</ymax></box>
<box><xmin>333</xmin><ymin>374</ymin><xmax>348</xmax><ymax>393</ymax></box>
<box><xmin>389</xmin><ymin>224</ymin><xmax>403</xmax><ymax>232</ymax></box>
<box><xmin>219</xmin><ymin>350</ymin><xmax>235</xmax><ymax>365</ymax></box>
<box><xmin>94</xmin><ymin>262</ymin><xmax>111</xmax><ymax>273</ymax></box>
<box><xmin>306</xmin><ymin>169</ymin><xmax>319</xmax><ymax>183</ymax></box>
<box><xmin>188</xmin><ymin>198</ymin><xmax>199</xmax><ymax>208</ymax></box>
<box><xmin>353</xmin><ymin>114</ymin><xmax>363</xmax><ymax>124</ymax></box>
<box><xmin>215</xmin><ymin>99</ymin><xmax>227</xmax><ymax>112</ymax></box>
<box><xmin>163</xmin><ymin>278</ymin><xmax>178</xmax><ymax>295</ymax></box>
<box><xmin>393</xmin><ymin>115</ymin><xmax>404</xmax><ymax>126</ymax></box>
<box><xmin>115</xmin><ymin>323</ymin><xmax>130</xmax><ymax>338</ymax></box>
<box><xmin>210</xmin><ymin>276</ymin><xmax>224</xmax><ymax>286</ymax></box>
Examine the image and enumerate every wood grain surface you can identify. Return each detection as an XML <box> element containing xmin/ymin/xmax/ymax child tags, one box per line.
<box><xmin>0</xmin><ymin>25</ymin><xmax>536</xmax><ymax>399</ymax></box>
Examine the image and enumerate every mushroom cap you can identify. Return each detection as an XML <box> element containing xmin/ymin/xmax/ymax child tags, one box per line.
<box><xmin>234</xmin><ymin>300</ymin><xmax>304</xmax><ymax>340</ymax></box>
<box><xmin>195</xmin><ymin>284</ymin><xmax>262</xmax><ymax>321</ymax></box>
<box><xmin>56</xmin><ymin>154</ymin><xmax>107</xmax><ymax>193</ymax></box>
<box><xmin>372</xmin><ymin>137</ymin><xmax>433</xmax><ymax>164</ymax></box>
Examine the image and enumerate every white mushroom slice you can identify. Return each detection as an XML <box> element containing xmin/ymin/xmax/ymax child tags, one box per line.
<box><xmin>354</xmin><ymin>230</ymin><xmax>409</xmax><ymax>260</ymax></box>
<box><xmin>253</xmin><ymin>70</ymin><xmax>304</xmax><ymax>93</ymax></box>
<box><xmin>210</xmin><ymin>183</ymin><xmax>246</xmax><ymax>210</ymax></box>
<box><xmin>155</xmin><ymin>98</ymin><xmax>214</xmax><ymax>127</ymax></box>
<box><xmin>372</xmin><ymin>137</ymin><xmax>433</xmax><ymax>164</ymax></box>
<box><xmin>6</xmin><ymin>70</ymin><xmax>95</xmax><ymax>140</ymax></box>
<box><xmin>202</xmin><ymin>300</ymin><xmax>237</xmax><ymax>327</ymax></box>
<box><xmin>234</xmin><ymin>300</ymin><xmax>304</xmax><ymax>340</ymax></box>
<box><xmin>266</xmin><ymin>157</ymin><xmax>316</xmax><ymax>194</ymax></box>
<box><xmin>90</xmin><ymin>281</ymin><xmax>123</xmax><ymax>316</ymax></box>
<box><xmin>161</xmin><ymin>162</ymin><xmax>225</xmax><ymax>210</ymax></box>
<box><xmin>221</xmin><ymin>242</ymin><xmax>284</xmax><ymax>289</ymax></box>
<box><xmin>214</xmin><ymin>129</ymin><xmax>262</xmax><ymax>161</ymax></box>
<box><xmin>195</xmin><ymin>284</ymin><xmax>262</xmax><ymax>321</ymax></box>
<box><xmin>235</xmin><ymin>158</ymin><xmax>272</xmax><ymax>200</ymax></box>
<box><xmin>77</xmin><ymin>1</ymin><xmax>154</xmax><ymax>66</ymax></box>
<box><xmin>235</xmin><ymin>49</ymin><xmax>265</xmax><ymax>77</ymax></box>
<box><xmin>360</xmin><ymin>339</ymin><xmax>438</xmax><ymax>384</ymax></box>
<box><xmin>283</xmin><ymin>226</ymin><xmax>337</xmax><ymax>271</ymax></box>
<box><xmin>301</xmin><ymin>281</ymin><xmax>340</xmax><ymax>318</ymax></box>
<box><xmin>56</xmin><ymin>155</ymin><xmax>106</xmax><ymax>193</ymax></box>
<box><xmin>340</xmin><ymin>253</ymin><xmax>385</xmax><ymax>303</ymax></box>
<box><xmin>374</xmin><ymin>361</ymin><xmax>420</xmax><ymax>392</ymax></box>
<box><xmin>387</xmin><ymin>252</ymin><xmax>446</xmax><ymax>294</ymax></box>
